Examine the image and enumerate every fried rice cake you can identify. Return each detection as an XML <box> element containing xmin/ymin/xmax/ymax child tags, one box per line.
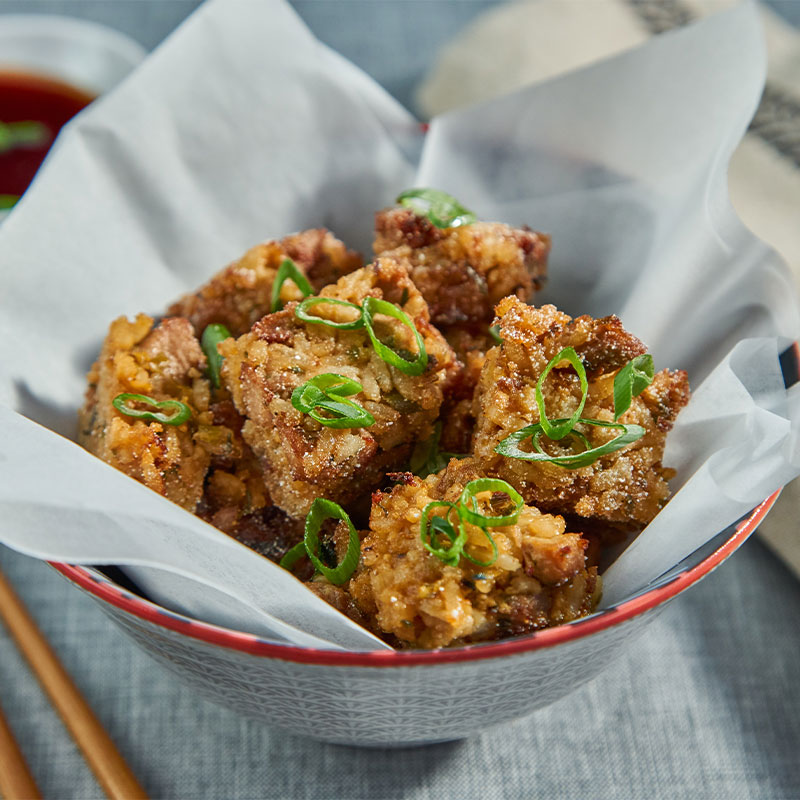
<box><xmin>78</xmin><ymin>314</ymin><xmax>212</xmax><ymax>511</ymax></box>
<box><xmin>471</xmin><ymin>297</ymin><xmax>690</xmax><ymax>527</ymax></box>
<box><xmin>437</xmin><ymin>324</ymin><xmax>495</xmax><ymax>455</ymax></box>
<box><xmin>373</xmin><ymin>206</ymin><xmax>550</xmax><ymax>326</ymax></box>
<box><xmin>346</xmin><ymin>458</ymin><xmax>600</xmax><ymax>649</ymax></box>
<box><xmin>168</xmin><ymin>228</ymin><xmax>362</xmax><ymax>337</ymax></box>
<box><xmin>219</xmin><ymin>257</ymin><xmax>459</xmax><ymax>518</ymax></box>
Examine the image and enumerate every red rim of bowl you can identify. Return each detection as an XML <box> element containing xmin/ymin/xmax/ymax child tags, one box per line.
<box><xmin>51</xmin><ymin>491</ymin><xmax>776</xmax><ymax>667</ymax></box>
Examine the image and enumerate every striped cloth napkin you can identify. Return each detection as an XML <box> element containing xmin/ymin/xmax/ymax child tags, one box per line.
<box><xmin>416</xmin><ymin>0</ymin><xmax>800</xmax><ymax>577</ymax></box>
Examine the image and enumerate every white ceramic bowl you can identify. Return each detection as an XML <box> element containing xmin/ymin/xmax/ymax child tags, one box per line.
<box><xmin>52</xmin><ymin>493</ymin><xmax>777</xmax><ymax>747</ymax></box>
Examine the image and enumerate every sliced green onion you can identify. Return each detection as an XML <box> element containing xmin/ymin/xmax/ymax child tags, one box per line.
<box><xmin>362</xmin><ymin>297</ymin><xmax>428</xmax><ymax>376</ymax></box>
<box><xmin>298</xmin><ymin>373</ymin><xmax>362</xmax><ymax>399</ymax></box>
<box><xmin>201</xmin><ymin>323</ymin><xmax>232</xmax><ymax>389</ymax></box>
<box><xmin>495</xmin><ymin>417</ymin><xmax>645</xmax><ymax>469</ymax></box>
<box><xmin>270</xmin><ymin>257</ymin><xmax>313</xmax><ymax>312</ymax></box>
<box><xmin>420</xmin><ymin>502</ymin><xmax>465</xmax><ymax>567</ymax></box>
<box><xmin>488</xmin><ymin>325</ymin><xmax>503</xmax><ymax>345</ymax></box>
<box><xmin>291</xmin><ymin>373</ymin><xmax>375</xmax><ymax>428</ymax></box>
<box><xmin>458</xmin><ymin>478</ymin><xmax>523</xmax><ymax>528</ymax></box>
<box><xmin>279</xmin><ymin>541</ymin><xmax>307</xmax><ymax>571</ymax></box>
<box><xmin>397</xmin><ymin>188</ymin><xmax>477</xmax><ymax>229</ymax></box>
<box><xmin>0</xmin><ymin>194</ymin><xmax>19</xmax><ymax>210</ymax></box>
<box><xmin>460</xmin><ymin>527</ymin><xmax>499</xmax><ymax>568</ymax></box>
<box><xmin>535</xmin><ymin>347</ymin><xmax>588</xmax><ymax>440</ymax></box>
<box><xmin>0</xmin><ymin>120</ymin><xmax>50</xmax><ymax>154</ymax></box>
<box><xmin>112</xmin><ymin>393</ymin><xmax>192</xmax><ymax>425</ymax></box>
<box><xmin>295</xmin><ymin>297</ymin><xmax>365</xmax><ymax>330</ymax></box>
<box><xmin>303</xmin><ymin>498</ymin><xmax>360</xmax><ymax>584</ymax></box>
<box><xmin>613</xmin><ymin>354</ymin><xmax>654</xmax><ymax>420</ymax></box>
<box><xmin>307</xmin><ymin>397</ymin><xmax>374</xmax><ymax>428</ymax></box>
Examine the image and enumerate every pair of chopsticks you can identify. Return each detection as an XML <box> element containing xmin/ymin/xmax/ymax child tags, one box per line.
<box><xmin>0</xmin><ymin>566</ymin><xmax>148</xmax><ymax>799</ymax></box>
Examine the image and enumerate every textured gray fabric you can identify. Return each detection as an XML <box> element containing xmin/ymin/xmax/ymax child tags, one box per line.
<box><xmin>2</xmin><ymin>539</ymin><xmax>800</xmax><ymax>799</ymax></box>
<box><xmin>1</xmin><ymin>1</ymin><xmax>800</xmax><ymax>797</ymax></box>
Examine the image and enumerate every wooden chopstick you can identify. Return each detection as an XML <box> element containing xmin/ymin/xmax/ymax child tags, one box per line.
<box><xmin>0</xmin><ymin>567</ymin><xmax>148</xmax><ymax>800</ymax></box>
<box><xmin>0</xmin><ymin>700</ymin><xmax>42</xmax><ymax>800</ymax></box>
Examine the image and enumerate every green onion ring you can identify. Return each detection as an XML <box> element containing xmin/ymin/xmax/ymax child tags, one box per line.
<box><xmin>495</xmin><ymin>417</ymin><xmax>646</xmax><ymax>469</ymax></box>
<box><xmin>201</xmin><ymin>323</ymin><xmax>232</xmax><ymax>389</ymax></box>
<box><xmin>396</xmin><ymin>188</ymin><xmax>477</xmax><ymax>229</ymax></box>
<box><xmin>279</xmin><ymin>541</ymin><xmax>307</xmax><ymax>571</ymax></box>
<box><xmin>420</xmin><ymin>501</ymin><xmax>465</xmax><ymax>566</ymax></box>
<box><xmin>613</xmin><ymin>354</ymin><xmax>654</xmax><ymax>420</ymax></box>
<box><xmin>291</xmin><ymin>383</ymin><xmax>326</xmax><ymax>414</ymax></box>
<box><xmin>295</xmin><ymin>297</ymin><xmax>365</xmax><ymax>329</ymax></box>
<box><xmin>361</xmin><ymin>296</ymin><xmax>428</xmax><ymax>376</ymax></box>
<box><xmin>291</xmin><ymin>374</ymin><xmax>375</xmax><ymax>428</ymax></box>
<box><xmin>303</xmin><ymin>498</ymin><xmax>360</xmax><ymax>584</ymax></box>
<box><xmin>307</xmin><ymin>397</ymin><xmax>375</xmax><ymax>429</ymax></box>
<box><xmin>488</xmin><ymin>325</ymin><xmax>503</xmax><ymax>345</ymax></box>
<box><xmin>460</xmin><ymin>528</ymin><xmax>499</xmax><ymax>568</ymax></box>
<box><xmin>458</xmin><ymin>478</ymin><xmax>524</xmax><ymax>528</ymax></box>
<box><xmin>112</xmin><ymin>393</ymin><xmax>192</xmax><ymax>426</ymax></box>
<box><xmin>300</xmin><ymin>373</ymin><xmax>362</xmax><ymax>398</ymax></box>
<box><xmin>270</xmin><ymin>257</ymin><xmax>313</xmax><ymax>313</ymax></box>
<box><xmin>535</xmin><ymin>347</ymin><xmax>588</xmax><ymax>441</ymax></box>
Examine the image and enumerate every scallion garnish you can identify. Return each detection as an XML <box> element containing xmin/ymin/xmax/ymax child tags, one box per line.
<box><xmin>295</xmin><ymin>297</ymin><xmax>365</xmax><ymax>330</ymax></box>
<box><xmin>495</xmin><ymin>352</ymin><xmax>656</xmax><ymax>469</ymax></box>
<box><xmin>397</xmin><ymin>188</ymin><xmax>477</xmax><ymax>229</ymax></box>
<box><xmin>458</xmin><ymin>478</ymin><xmax>524</xmax><ymax>528</ymax></box>
<box><xmin>535</xmin><ymin>347</ymin><xmax>588</xmax><ymax>440</ymax></box>
<box><xmin>201</xmin><ymin>323</ymin><xmax>232</xmax><ymax>389</ymax></box>
<box><xmin>488</xmin><ymin>325</ymin><xmax>502</xmax><ymax>345</ymax></box>
<box><xmin>419</xmin><ymin>477</ymin><xmax>522</xmax><ymax>568</ymax></box>
<box><xmin>0</xmin><ymin>120</ymin><xmax>50</xmax><ymax>154</ymax></box>
<box><xmin>112</xmin><ymin>393</ymin><xmax>192</xmax><ymax>425</ymax></box>
<box><xmin>295</xmin><ymin>296</ymin><xmax>428</xmax><ymax>376</ymax></box>
<box><xmin>302</xmin><ymin>498</ymin><xmax>361</xmax><ymax>585</ymax></box>
<box><xmin>0</xmin><ymin>194</ymin><xmax>19</xmax><ymax>210</ymax></box>
<box><xmin>291</xmin><ymin>373</ymin><xmax>374</xmax><ymax>428</ymax></box>
<box><xmin>362</xmin><ymin>297</ymin><xmax>428</xmax><ymax>376</ymax></box>
<box><xmin>420</xmin><ymin>502</ymin><xmax>466</xmax><ymax>566</ymax></box>
<box><xmin>270</xmin><ymin>257</ymin><xmax>313</xmax><ymax>313</ymax></box>
<box><xmin>495</xmin><ymin>417</ymin><xmax>645</xmax><ymax>469</ymax></box>
<box><xmin>613</xmin><ymin>354</ymin><xmax>654</xmax><ymax>420</ymax></box>
<box><xmin>279</xmin><ymin>541</ymin><xmax>307</xmax><ymax>571</ymax></box>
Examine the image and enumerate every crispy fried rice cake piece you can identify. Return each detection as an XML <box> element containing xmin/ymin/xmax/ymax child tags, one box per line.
<box><xmin>373</xmin><ymin>207</ymin><xmax>550</xmax><ymax>326</ymax></box>
<box><xmin>438</xmin><ymin>324</ymin><xmax>495</xmax><ymax>454</ymax></box>
<box><xmin>167</xmin><ymin>229</ymin><xmax>362</xmax><ymax>337</ymax></box>
<box><xmin>78</xmin><ymin>315</ymin><xmax>212</xmax><ymax>511</ymax></box>
<box><xmin>346</xmin><ymin>459</ymin><xmax>600</xmax><ymax>648</ymax></box>
<box><xmin>79</xmin><ymin>314</ymin><xmax>303</xmax><ymax>562</ymax></box>
<box><xmin>472</xmin><ymin>297</ymin><xmax>690</xmax><ymax>527</ymax></box>
<box><xmin>219</xmin><ymin>258</ymin><xmax>459</xmax><ymax>518</ymax></box>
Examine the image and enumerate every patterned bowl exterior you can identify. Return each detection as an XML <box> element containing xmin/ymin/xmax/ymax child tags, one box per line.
<box><xmin>53</xmin><ymin>494</ymin><xmax>776</xmax><ymax>747</ymax></box>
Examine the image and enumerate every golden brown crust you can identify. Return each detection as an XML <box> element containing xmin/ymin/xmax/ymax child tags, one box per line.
<box><xmin>471</xmin><ymin>297</ymin><xmax>690</xmax><ymax>527</ymax></box>
<box><xmin>167</xmin><ymin>229</ymin><xmax>362</xmax><ymax>337</ymax></box>
<box><xmin>374</xmin><ymin>207</ymin><xmax>550</xmax><ymax>325</ymax></box>
<box><xmin>219</xmin><ymin>258</ymin><xmax>459</xmax><ymax>518</ymax></box>
<box><xmin>347</xmin><ymin>458</ymin><xmax>600</xmax><ymax>648</ymax></box>
<box><xmin>78</xmin><ymin>315</ymin><xmax>212</xmax><ymax>511</ymax></box>
<box><xmin>438</xmin><ymin>324</ymin><xmax>495</xmax><ymax>454</ymax></box>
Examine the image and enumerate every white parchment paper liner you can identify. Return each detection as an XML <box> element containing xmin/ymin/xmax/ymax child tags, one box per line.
<box><xmin>0</xmin><ymin>0</ymin><xmax>797</xmax><ymax>646</ymax></box>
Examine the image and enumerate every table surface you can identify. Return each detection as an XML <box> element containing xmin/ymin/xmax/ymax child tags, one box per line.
<box><xmin>1</xmin><ymin>2</ymin><xmax>800</xmax><ymax>798</ymax></box>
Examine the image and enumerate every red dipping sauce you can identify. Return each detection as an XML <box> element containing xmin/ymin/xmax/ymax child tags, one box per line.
<box><xmin>0</xmin><ymin>70</ymin><xmax>94</xmax><ymax>205</ymax></box>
